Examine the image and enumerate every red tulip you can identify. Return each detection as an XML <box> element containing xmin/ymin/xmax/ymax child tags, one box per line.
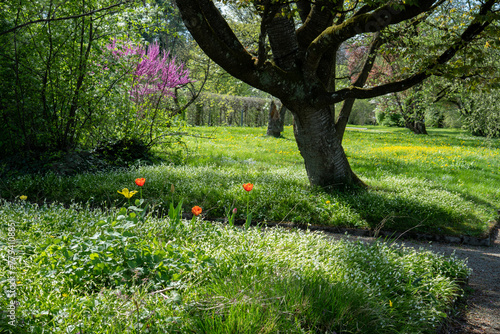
<box><xmin>135</xmin><ymin>178</ymin><xmax>146</xmax><ymax>187</ymax></box>
<box><xmin>192</xmin><ymin>206</ymin><xmax>202</xmax><ymax>216</ymax></box>
<box><xmin>243</xmin><ymin>183</ymin><xmax>253</xmax><ymax>192</ymax></box>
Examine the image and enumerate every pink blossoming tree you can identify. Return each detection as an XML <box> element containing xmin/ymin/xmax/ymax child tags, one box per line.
<box><xmin>99</xmin><ymin>39</ymin><xmax>194</xmax><ymax>146</ymax></box>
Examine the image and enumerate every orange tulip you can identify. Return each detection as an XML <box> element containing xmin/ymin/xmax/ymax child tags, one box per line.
<box><xmin>192</xmin><ymin>206</ymin><xmax>202</xmax><ymax>216</ymax></box>
<box><xmin>135</xmin><ymin>178</ymin><xmax>146</xmax><ymax>187</ymax></box>
<box><xmin>243</xmin><ymin>183</ymin><xmax>253</xmax><ymax>192</ymax></box>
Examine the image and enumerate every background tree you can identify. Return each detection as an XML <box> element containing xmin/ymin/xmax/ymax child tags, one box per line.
<box><xmin>0</xmin><ymin>0</ymin><xmax>194</xmax><ymax>168</ymax></box>
<box><xmin>0</xmin><ymin>0</ymin><xmax>143</xmax><ymax>155</ymax></box>
<box><xmin>174</xmin><ymin>0</ymin><xmax>498</xmax><ymax>190</ymax></box>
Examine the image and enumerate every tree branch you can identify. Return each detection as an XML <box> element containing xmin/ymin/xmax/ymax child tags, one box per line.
<box><xmin>175</xmin><ymin>0</ymin><xmax>254</xmax><ymax>75</ymax></box>
<box><xmin>0</xmin><ymin>1</ymin><xmax>133</xmax><ymax>36</ymax></box>
<box><xmin>174</xmin><ymin>0</ymin><xmax>288</xmax><ymax>97</ymax></box>
<box><xmin>296</xmin><ymin>2</ymin><xmax>336</xmax><ymax>51</ymax></box>
<box><xmin>304</xmin><ymin>0</ymin><xmax>437</xmax><ymax>78</ymax></box>
<box><xmin>315</xmin><ymin>0</ymin><xmax>496</xmax><ymax>107</ymax></box>
<box><xmin>255</xmin><ymin>1</ymin><xmax>275</xmax><ymax>68</ymax></box>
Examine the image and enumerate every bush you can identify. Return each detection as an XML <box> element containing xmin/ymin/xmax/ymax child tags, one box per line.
<box><xmin>375</xmin><ymin>109</ymin><xmax>404</xmax><ymax>127</ymax></box>
<box><xmin>348</xmin><ymin>99</ymin><xmax>376</xmax><ymax>125</ymax></box>
<box><xmin>93</xmin><ymin>138</ymin><xmax>153</xmax><ymax>166</ymax></box>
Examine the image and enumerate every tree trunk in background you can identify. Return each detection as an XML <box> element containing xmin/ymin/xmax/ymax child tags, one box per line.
<box><xmin>194</xmin><ymin>103</ymin><xmax>203</xmax><ymax>125</ymax></box>
<box><xmin>405</xmin><ymin>119</ymin><xmax>428</xmax><ymax>134</ymax></box>
<box><xmin>394</xmin><ymin>88</ymin><xmax>429</xmax><ymax>135</ymax></box>
<box><xmin>266</xmin><ymin>100</ymin><xmax>287</xmax><ymax>137</ymax></box>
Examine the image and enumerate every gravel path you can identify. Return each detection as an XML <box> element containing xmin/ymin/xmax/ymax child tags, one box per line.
<box><xmin>323</xmin><ymin>227</ymin><xmax>500</xmax><ymax>334</ymax></box>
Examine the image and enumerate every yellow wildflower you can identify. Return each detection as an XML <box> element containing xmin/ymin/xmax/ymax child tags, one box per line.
<box><xmin>19</xmin><ymin>195</ymin><xmax>27</xmax><ymax>200</ymax></box>
<box><xmin>389</xmin><ymin>300</ymin><xmax>393</xmax><ymax>307</ymax></box>
<box><xmin>117</xmin><ymin>188</ymin><xmax>138</xmax><ymax>199</ymax></box>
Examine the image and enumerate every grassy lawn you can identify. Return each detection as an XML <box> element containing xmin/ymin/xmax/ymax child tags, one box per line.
<box><xmin>1</xmin><ymin>125</ymin><xmax>493</xmax><ymax>332</ymax></box>
<box><xmin>183</xmin><ymin>125</ymin><xmax>500</xmax><ymax>236</ymax></box>
<box><xmin>3</xmin><ymin>125</ymin><xmax>497</xmax><ymax>237</ymax></box>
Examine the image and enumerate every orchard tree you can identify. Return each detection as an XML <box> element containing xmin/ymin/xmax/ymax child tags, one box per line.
<box><xmin>345</xmin><ymin>0</ymin><xmax>500</xmax><ymax>135</ymax></box>
<box><xmin>174</xmin><ymin>0</ymin><xmax>498</xmax><ymax>190</ymax></box>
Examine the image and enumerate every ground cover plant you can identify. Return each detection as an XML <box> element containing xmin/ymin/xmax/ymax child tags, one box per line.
<box><xmin>1</xmin><ymin>196</ymin><xmax>470</xmax><ymax>333</ymax></box>
<box><xmin>1</xmin><ymin>126</ymin><xmax>498</xmax><ymax>237</ymax></box>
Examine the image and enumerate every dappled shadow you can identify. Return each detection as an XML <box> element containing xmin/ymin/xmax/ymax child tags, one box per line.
<box><xmin>351</xmin><ymin>154</ymin><xmax>499</xmax><ymax>217</ymax></box>
<box><xmin>330</xmin><ymin>187</ymin><xmax>487</xmax><ymax>237</ymax></box>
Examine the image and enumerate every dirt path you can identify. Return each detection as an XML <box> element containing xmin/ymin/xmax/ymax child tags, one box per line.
<box><xmin>323</xmin><ymin>228</ymin><xmax>500</xmax><ymax>334</ymax></box>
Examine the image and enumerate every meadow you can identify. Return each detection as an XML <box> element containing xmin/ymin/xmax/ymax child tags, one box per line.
<box><xmin>180</xmin><ymin>125</ymin><xmax>499</xmax><ymax>236</ymax></box>
<box><xmin>3</xmin><ymin>125</ymin><xmax>498</xmax><ymax>237</ymax></box>
<box><xmin>0</xmin><ymin>125</ymin><xmax>498</xmax><ymax>333</ymax></box>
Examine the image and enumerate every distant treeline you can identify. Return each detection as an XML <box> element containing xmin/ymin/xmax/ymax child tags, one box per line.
<box><xmin>185</xmin><ymin>93</ymin><xmax>294</xmax><ymax>127</ymax></box>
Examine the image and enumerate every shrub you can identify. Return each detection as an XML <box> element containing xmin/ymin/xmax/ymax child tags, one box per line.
<box><xmin>92</xmin><ymin>138</ymin><xmax>152</xmax><ymax>166</ymax></box>
<box><xmin>34</xmin><ymin>205</ymin><xmax>210</xmax><ymax>291</ymax></box>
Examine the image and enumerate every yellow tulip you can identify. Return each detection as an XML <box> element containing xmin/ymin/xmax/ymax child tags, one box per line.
<box><xmin>117</xmin><ymin>188</ymin><xmax>138</xmax><ymax>199</ymax></box>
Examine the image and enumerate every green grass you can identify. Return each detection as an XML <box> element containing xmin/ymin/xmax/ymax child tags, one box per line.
<box><xmin>1</xmin><ymin>126</ymin><xmax>487</xmax><ymax>332</ymax></box>
<box><xmin>2</xmin><ymin>125</ymin><xmax>497</xmax><ymax>237</ymax></box>
<box><xmin>0</xmin><ymin>200</ymin><xmax>470</xmax><ymax>333</ymax></box>
<box><xmin>182</xmin><ymin>125</ymin><xmax>499</xmax><ymax>236</ymax></box>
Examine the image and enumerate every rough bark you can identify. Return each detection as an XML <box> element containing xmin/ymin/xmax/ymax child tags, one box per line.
<box><xmin>266</xmin><ymin>100</ymin><xmax>287</xmax><ymax>137</ymax></box>
<box><xmin>290</xmin><ymin>104</ymin><xmax>365</xmax><ymax>189</ymax></box>
<box><xmin>406</xmin><ymin>120</ymin><xmax>428</xmax><ymax>135</ymax></box>
<box><xmin>263</xmin><ymin>4</ymin><xmax>298</xmax><ymax>71</ymax></box>
<box><xmin>394</xmin><ymin>86</ymin><xmax>429</xmax><ymax>135</ymax></box>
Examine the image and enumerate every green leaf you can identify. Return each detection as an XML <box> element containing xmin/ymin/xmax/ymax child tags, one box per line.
<box><xmin>96</xmin><ymin>220</ymin><xmax>107</xmax><ymax>227</ymax></box>
<box><xmin>245</xmin><ymin>213</ymin><xmax>252</xmax><ymax>230</ymax></box>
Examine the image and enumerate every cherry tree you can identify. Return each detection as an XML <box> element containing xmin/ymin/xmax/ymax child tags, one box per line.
<box><xmin>174</xmin><ymin>0</ymin><xmax>498</xmax><ymax>190</ymax></box>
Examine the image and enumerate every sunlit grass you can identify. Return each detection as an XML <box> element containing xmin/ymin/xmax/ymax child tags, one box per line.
<box><xmin>1</xmin><ymin>126</ymin><xmax>487</xmax><ymax>332</ymax></box>
<box><xmin>1</xmin><ymin>125</ymin><xmax>498</xmax><ymax>236</ymax></box>
<box><xmin>179</xmin><ymin>125</ymin><xmax>499</xmax><ymax>236</ymax></box>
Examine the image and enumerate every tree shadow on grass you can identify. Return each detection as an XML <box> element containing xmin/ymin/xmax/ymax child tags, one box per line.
<box><xmin>352</xmin><ymin>155</ymin><xmax>499</xmax><ymax>216</ymax></box>
<box><xmin>331</xmin><ymin>187</ymin><xmax>487</xmax><ymax>237</ymax></box>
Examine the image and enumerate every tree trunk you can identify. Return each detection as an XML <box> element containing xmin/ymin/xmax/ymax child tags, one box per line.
<box><xmin>290</xmin><ymin>105</ymin><xmax>365</xmax><ymax>190</ymax></box>
<box><xmin>266</xmin><ymin>100</ymin><xmax>287</xmax><ymax>137</ymax></box>
<box><xmin>406</xmin><ymin>119</ymin><xmax>428</xmax><ymax>134</ymax></box>
<box><xmin>194</xmin><ymin>103</ymin><xmax>203</xmax><ymax>125</ymax></box>
<box><xmin>394</xmin><ymin>90</ymin><xmax>428</xmax><ymax>135</ymax></box>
